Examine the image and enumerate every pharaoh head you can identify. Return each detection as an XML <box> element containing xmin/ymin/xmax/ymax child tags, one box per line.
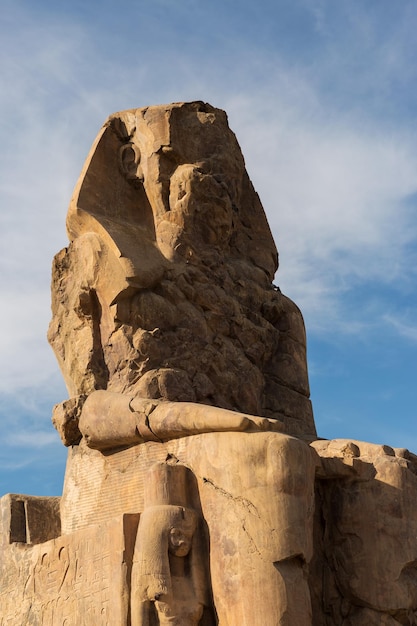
<box><xmin>65</xmin><ymin>101</ymin><xmax>278</xmax><ymax>286</ymax></box>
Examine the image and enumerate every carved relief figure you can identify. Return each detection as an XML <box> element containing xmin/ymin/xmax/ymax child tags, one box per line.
<box><xmin>131</xmin><ymin>463</ymin><xmax>210</xmax><ymax>626</ymax></box>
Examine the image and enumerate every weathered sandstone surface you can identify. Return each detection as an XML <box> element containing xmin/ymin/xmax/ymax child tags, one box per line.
<box><xmin>1</xmin><ymin>102</ymin><xmax>416</xmax><ymax>625</ymax></box>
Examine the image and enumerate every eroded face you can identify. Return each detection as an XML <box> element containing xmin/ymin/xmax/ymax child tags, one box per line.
<box><xmin>125</xmin><ymin>103</ymin><xmax>245</xmax><ymax>261</ymax></box>
<box><xmin>167</xmin><ymin>508</ymin><xmax>198</xmax><ymax>558</ymax></box>
<box><xmin>166</xmin><ymin>164</ymin><xmax>234</xmax><ymax>252</ymax></box>
<box><xmin>168</xmin><ymin>525</ymin><xmax>194</xmax><ymax>558</ymax></box>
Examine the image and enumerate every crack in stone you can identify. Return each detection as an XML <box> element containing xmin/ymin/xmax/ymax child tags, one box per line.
<box><xmin>242</xmin><ymin>520</ymin><xmax>263</xmax><ymax>559</ymax></box>
<box><xmin>202</xmin><ymin>477</ymin><xmax>260</xmax><ymax>518</ymax></box>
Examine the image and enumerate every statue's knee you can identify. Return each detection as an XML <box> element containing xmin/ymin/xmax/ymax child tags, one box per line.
<box><xmin>267</xmin><ymin>434</ymin><xmax>315</xmax><ymax>495</ymax></box>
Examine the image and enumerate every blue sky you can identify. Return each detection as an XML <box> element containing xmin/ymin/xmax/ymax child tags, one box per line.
<box><xmin>1</xmin><ymin>0</ymin><xmax>417</xmax><ymax>496</ymax></box>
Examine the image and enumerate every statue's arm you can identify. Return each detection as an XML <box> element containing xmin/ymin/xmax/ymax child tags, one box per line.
<box><xmin>78</xmin><ymin>390</ymin><xmax>284</xmax><ymax>451</ymax></box>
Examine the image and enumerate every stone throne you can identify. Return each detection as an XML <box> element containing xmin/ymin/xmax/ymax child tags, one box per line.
<box><xmin>1</xmin><ymin>102</ymin><xmax>417</xmax><ymax>626</ymax></box>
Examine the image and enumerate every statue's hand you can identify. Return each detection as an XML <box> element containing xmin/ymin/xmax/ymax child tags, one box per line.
<box><xmin>52</xmin><ymin>395</ymin><xmax>87</xmax><ymax>446</ymax></box>
<box><xmin>146</xmin><ymin>401</ymin><xmax>263</xmax><ymax>440</ymax></box>
<box><xmin>243</xmin><ymin>415</ymin><xmax>285</xmax><ymax>432</ymax></box>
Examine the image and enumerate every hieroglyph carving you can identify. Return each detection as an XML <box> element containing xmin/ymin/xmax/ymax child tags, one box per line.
<box><xmin>0</xmin><ymin>514</ymin><xmax>136</xmax><ymax>625</ymax></box>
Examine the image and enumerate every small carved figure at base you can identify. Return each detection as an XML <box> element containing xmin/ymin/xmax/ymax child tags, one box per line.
<box><xmin>131</xmin><ymin>463</ymin><xmax>210</xmax><ymax>626</ymax></box>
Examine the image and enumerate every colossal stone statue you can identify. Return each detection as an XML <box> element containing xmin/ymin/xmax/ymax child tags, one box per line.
<box><xmin>47</xmin><ymin>101</ymin><xmax>318</xmax><ymax>625</ymax></box>
<box><xmin>1</xmin><ymin>102</ymin><xmax>417</xmax><ymax>625</ymax></box>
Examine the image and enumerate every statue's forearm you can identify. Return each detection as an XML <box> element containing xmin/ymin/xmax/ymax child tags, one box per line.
<box><xmin>78</xmin><ymin>390</ymin><xmax>284</xmax><ymax>451</ymax></box>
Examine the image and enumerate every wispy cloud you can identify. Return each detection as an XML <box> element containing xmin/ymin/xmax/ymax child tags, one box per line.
<box><xmin>226</xmin><ymin>79</ymin><xmax>417</xmax><ymax>335</ymax></box>
<box><xmin>5</xmin><ymin>430</ymin><xmax>59</xmax><ymax>449</ymax></box>
<box><xmin>383</xmin><ymin>313</ymin><xmax>417</xmax><ymax>343</ymax></box>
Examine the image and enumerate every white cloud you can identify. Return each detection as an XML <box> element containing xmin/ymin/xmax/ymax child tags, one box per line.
<box><xmin>383</xmin><ymin>314</ymin><xmax>417</xmax><ymax>343</ymax></box>
<box><xmin>224</xmin><ymin>84</ymin><xmax>417</xmax><ymax>334</ymax></box>
<box><xmin>5</xmin><ymin>430</ymin><xmax>59</xmax><ymax>449</ymax></box>
<box><xmin>0</xmin><ymin>291</ymin><xmax>57</xmax><ymax>392</ymax></box>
